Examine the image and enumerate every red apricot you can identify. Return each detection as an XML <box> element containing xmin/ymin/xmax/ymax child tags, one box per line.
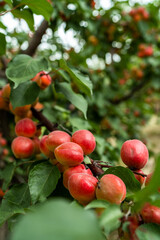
<box><xmin>46</xmin><ymin>130</ymin><xmax>71</xmax><ymax>152</ymax></box>
<box><xmin>134</xmin><ymin>170</ymin><xmax>145</xmax><ymax>186</ymax></box>
<box><xmin>63</xmin><ymin>164</ymin><xmax>92</xmax><ymax>189</ymax></box>
<box><xmin>72</xmin><ymin>130</ymin><xmax>96</xmax><ymax>155</ymax></box>
<box><xmin>15</xmin><ymin>118</ymin><xmax>37</xmax><ymax>138</ymax></box>
<box><xmin>54</xmin><ymin>142</ymin><xmax>84</xmax><ymax>166</ymax></box>
<box><xmin>120</xmin><ymin>139</ymin><xmax>149</xmax><ymax>170</ymax></box>
<box><xmin>141</xmin><ymin>202</ymin><xmax>160</xmax><ymax>224</ymax></box>
<box><xmin>32</xmin><ymin>71</ymin><xmax>52</xmax><ymax>90</ymax></box>
<box><xmin>39</xmin><ymin>135</ymin><xmax>53</xmax><ymax>158</ymax></box>
<box><xmin>68</xmin><ymin>173</ymin><xmax>98</xmax><ymax>205</ymax></box>
<box><xmin>32</xmin><ymin>137</ymin><xmax>41</xmax><ymax>154</ymax></box>
<box><xmin>96</xmin><ymin>174</ymin><xmax>126</xmax><ymax>204</ymax></box>
<box><xmin>11</xmin><ymin>136</ymin><xmax>35</xmax><ymax>159</ymax></box>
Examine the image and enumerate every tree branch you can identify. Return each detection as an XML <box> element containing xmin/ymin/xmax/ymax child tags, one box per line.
<box><xmin>0</xmin><ymin>70</ymin><xmax>6</xmax><ymax>79</ymax></box>
<box><xmin>31</xmin><ymin>107</ymin><xmax>58</xmax><ymax>132</ymax></box>
<box><xmin>21</xmin><ymin>19</ymin><xmax>49</xmax><ymax>56</ymax></box>
<box><xmin>110</xmin><ymin>79</ymin><xmax>150</xmax><ymax>105</ymax></box>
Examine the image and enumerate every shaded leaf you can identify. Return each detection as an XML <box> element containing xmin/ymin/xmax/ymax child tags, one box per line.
<box><xmin>60</xmin><ymin>59</ymin><xmax>93</xmax><ymax>96</ymax></box>
<box><xmin>0</xmin><ymin>33</ymin><xmax>6</xmax><ymax>56</ymax></box>
<box><xmin>103</xmin><ymin>166</ymin><xmax>141</xmax><ymax>193</ymax></box>
<box><xmin>6</xmin><ymin>54</ymin><xmax>49</xmax><ymax>88</ymax></box>
<box><xmin>28</xmin><ymin>162</ymin><xmax>60</xmax><ymax>204</ymax></box>
<box><xmin>10</xmin><ymin>81</ymin><xmax>40</xmax><ymax>108</ymax></box>
<box><xmin>58</xmin><ymin>82</ymin><xmax>88</xmax><ymax>119</ymax></box>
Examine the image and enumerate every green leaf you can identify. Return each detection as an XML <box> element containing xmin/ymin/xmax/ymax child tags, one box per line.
<box><xmin>10</xmin><ymin>199</ymin><xmax>104</xmax><ymax>240</ymax></box>
<box><xmin>60</xmin><ymin>59</ymin><xmax>93</xmax><ymax>96</ymax></box>
<box><xmin>103</xmin><ymin>166</ymin><xmax>141</xmax><ymax>193</ymax></box>
<box><xmin>0</xmin><ymin>33</ymin><xmax>6</xmax><ymax>56</ymax></box>
<box><xmin>83</xmin><ymin>156</ymin><xmax>91</xmax><ymax>164</ymax></box>
<box><xmin>0</xmin><ymin>184</ymin><xmax>31</xmax><ymax>226</ymax></box>
<box><xmin>20</xmin><ymin>0</ymin><xmax>53</xmax><ymax>21</ymax></box>
<box><xmin>85</xmin><ymin>199</ymin><xmax>109</xmax><ymax>210</ymax></box>
<box><xmin>12</xmin><ymin>9</ymin><xmax>34</xmax><ymax>31</ymax></box>
<box><xmin>99</xmin><ymin>204</ymin><xmax>123</xmax><ymax>236</ymax></box>
<box><xmin>1</xmin><ymin>163</ymin><xmax>16</xmax><ymax>191</ymax></box>
<box><xmin>6</xmin><ymin>54</ymin><xmax>49</xmax><ymax>88</ymax></box>
<box><xmin>58</xmin><ymin>82</ymin><xmax>88</xmax><ymax>119</ymax></box>
<box><xmin>136</xmin><ymin>223</ymin><xmax>160</xmax><ymax>240</ymax></box>
<box><xmin>28</xmin><ymin>162</ymin><xmax>60</xmax><ymax>204</ymax></box>
<box><xmin>0</xmin><ymin>21</ymin><xmax>7</xmax><ymax>30</ymax></box>
<box><xmin>134</xmin><ymin>155</ymin><xmax>160</xmax><ymax>210</ymax></box>
<box><xmin>10</xmin><ymin>81</ymin><xmax>40</xmax><ymax>108</ymax></box>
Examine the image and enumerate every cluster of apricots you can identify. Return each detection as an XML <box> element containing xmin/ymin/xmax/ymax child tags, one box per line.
<box><xmin>138</xmin><ymin>44</ymin><xmax>153</xmax><ymax>58</ymax></box>
<box><xmin>129</xmin><ymin>6</ymin><xmax>149</xmax><ymax>22</ymax></box>
<box><xmin>0</xmin><ymin>71</ymin><xmax>51</xmax><ymax>122</ymax></box>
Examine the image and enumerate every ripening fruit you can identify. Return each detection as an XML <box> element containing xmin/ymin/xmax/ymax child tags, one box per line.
<box><xmin>96</xmin><ymin>174</ymin><xmax>126</xmax><ymax>204</ymax></box>
<box><xmin>68</xmin><ymin>173</ymin><xmax>98</xmax><ymax>205</ymax></box>
<box><xmin>39</xmin><ymin>135</ymin><xmax>53</xmax><ymax>158</ymax></box>
<box><xmin>120</xmin><ymin>139</ymin><xmax>149</xmax><ymax>170</ymax></box>
<box><xmin>145</xmin><ymin>172</ymin><xmax>152</xmax><ymax>186</ymax></box>
<box><xmin>32</xmin><ymin>71</ymin><xmax>52</xmax><ymax>89</ymax></box>
<box><xmin>63</xmin><ymin>164</ymin><xmax>93</xmax><ymax>189</ymax></box>
<box><xmin>54</xmin><ymin>142</ymin><xmax>84</xmax><ymax>166</ymax></box>
<box><xmin>15</xmin><ymin>118</ymin><xmax>37</xmax><ymax>138</ymax></box>
<box><xmin>46</xmin><ymin>130</ymin><xmax>71</xmax><ymax>152</ymax></box>
<box><xmin>32</xmin><ymin>137</ymin><xmax>41</xmax><ymax>154</ymax></box>
<box><xmin>141</xmin><ymin>202</ymin><xmax>160</xmax><ymax>224</ymax></box>
<box><xmin>2</xmin><ymin>84</ymin><xmax>11</xmax><ymax>100</ymax></box>
<box><xmin>0</xmin><ymin>90</ymin><xmax>9</xmax><ymax>110</ymax></box>
<box><xmin>134</xmin><ymin>170</ymin><xmax>145</xmax><ymax>186</ymax></box>
<box><xmin>11</xmin><ymin>136</ymin><xmax>35</xmax><ymax>159</ymax></box>
<box><xmin>9</xmin><ymin>103</ymin><xmax>31</xmax><ymax>117</ymax></box>
<box><xmin>72</xmin><ymin>130</ymin><xmax>96</xmax><ymax>155</ymax></box>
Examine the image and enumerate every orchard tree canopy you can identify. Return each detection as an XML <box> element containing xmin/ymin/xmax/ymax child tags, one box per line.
<box><xmin>0</xmin><ymin>0</ymin><xmax>160</xmax><ymax>239</ymax></box>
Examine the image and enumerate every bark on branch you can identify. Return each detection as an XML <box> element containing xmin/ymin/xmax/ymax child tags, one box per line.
<box><xmin>21</xmin><ymin>19</ymin><xmax>49</xmax><ymax>56</ymax></box>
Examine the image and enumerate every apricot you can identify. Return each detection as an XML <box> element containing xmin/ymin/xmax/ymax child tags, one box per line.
<box><xmin>96</xmin><ymin>174</ymin><xmax>126</xmax><ymax>204</ymax></box>
<box><xmin>2</xmin><ymin>83</ymin><xmax>11</xmax><ymax>100</ymax></box>
<box><xmin>72</xmin><ymin>130</ymin><xmax>96</xmax><ymax>155</ymax></box>
<box><xmin>32</xmin><ymin>71</ymin><xmax>52</xmax><ymax>90</ymax></box>
<box><xmin>68</xmin><ymin>173</ymin><xmax>98</xmax><ymax>205</ymax></box>
<box><xmin>141</xmin><ymin>202</ymin><xmax>160</xmax><ymax>224</ymax></box>
<box><xmin>134</xmin><ymin>170</ymin><xmax>145</xmax><ymax>186</ymax></box>
<box><xmin>15</xmin><ymin>118</ymin><xmax>37</xmax><ymax>138</ymax></box>
<box><xmin>32</xmin><ymin>137</ymin><xmax>41</xmax><ymax>154</ymax></box>
<box><xmin>63</xmin><ymin>164</ymin><xmax>92</xmax><ymax>189</ymax></box>
<box><xmin>120</xmin><ymin>139</ymin><xmax>149</xmax><ymax>170</ymax></box>
<box><xmin>9</xmin><ymin>103</ymin><xmax>31</xmax><ymax>117</ymax></box>
<box><xmin>46</xmin><ymin>130</ymin><xmax>71</xmax><ymax>152</ymax></box>
<box><xmin>11</xmin><ymin>136</ymin><xmax>35</xmax><ymax>159</ymax></box>
<box><xmin>39</xmin><ymin>135</ymin><xmax>53</xmax><ymax>158</ymax></box>
<box><xmin>54</xmin><ymin>142</ymin><xmax>84</xmax><ymax>166</ymax></box>
<box><xmin>0</xmin><ymin>90</ymin><xmax>9</xmax><ymax>110</ymax></box>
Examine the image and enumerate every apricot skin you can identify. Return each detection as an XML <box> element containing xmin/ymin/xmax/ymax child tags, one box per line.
<box><xmin>141</xmin><ymin>203</ymin><xmax>160</xmax><ymax>224</ymax></box>
<box><xmin>63</xmin><ymin>164</ymin><xmax>92</xmax><ymax>189</ymax></box>
<box><xmin>39</xmin><ymin>135</ymin><xmax>53</xmax><ymax>158</ymax></box>
<box><xmin>96</xmin><ymin>174</ymin><xmax>126</xmax><ymax>204</ymax></box>
<box><xmin>15</xmin><ymin>118</ymin><xmax>37</xmax><ymax>138</ymax></box>
<box><xmin>72</xmin><ymin>129</ymin><xmax>96</xmax><ymax>155</ymax></box>
<box><xmin>11</xmin><ymin>136</ymin><xmax>35</xmax><ymax>159</ymax></box>
<box><xmin>120</xmin><ymin>139</ymin><xmax>149</xmax><ymax>170</ymax></box>
<box><xmin>46</xmin><ymin>130</ymin><xmax>71</xmax><ymax>152</ymax></box>
<box><xmin>134</xmin><ymin>170</ymin><xmax>145</xmax><ymax>186</ymax></box>
<box><xmin>68</xmin><ymin>173</ymin><xmax>98</xmax><ymax>205</ymax></box>
<box><xmin>54</xmin><ymin>142</ymin><xmax>84</xmax><ymax>166</ymax></box>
